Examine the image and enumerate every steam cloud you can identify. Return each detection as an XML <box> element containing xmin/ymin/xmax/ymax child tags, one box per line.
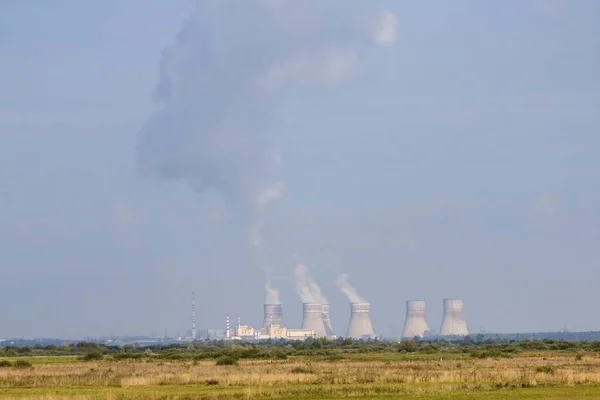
<box><xmin>265</xmin><ymin>281</ymin><xmax>281</xmax><ymax>304</ymax></box>
<box><xmin>294</xmin><ymin>264</ymin><xmax>327</xmax><ymax>304</ymax></box>
<box><xmin>136</xmin><ymin>1</ymin><xmax>397</xmax><ymax>304</ymax></box>
<box><xmin>137</xmin><ymin>0</ymin><xmax>397</xmax><ymax>209</ymax></box>
<box><xmin>335</xmin><ymin>273</ymin><xmax>366</xmax><ymax>303</ymax></box>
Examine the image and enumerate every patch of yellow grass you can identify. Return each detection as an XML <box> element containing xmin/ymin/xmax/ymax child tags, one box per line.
<box><xmin>1</xmin><ymin>353</ymin><xmax>600</xmax><ymax>399</ymax></box>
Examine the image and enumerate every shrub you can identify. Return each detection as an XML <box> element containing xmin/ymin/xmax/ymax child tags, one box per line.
<box><xmin>114</xmin><ymin>353</ymin><xmax>144</xmax><ymax>360</ymax></box>
<box><xmin>535</xmin><ymin>365</ymin><xmax>556</xmax><ymax>374</ymax></box>
<box><xmin>205</xmin><ymin>379</ymin><xmax>220</xmax><ymax>385</ymax></box>
<box><xmin>0</xmin><ymin>360</ymin><xmax>12</xmax><ymax>368</ymax></box>
<box><xmin>13</xmin><ymin>360</ymin><xmax>33</xmax><ymax>369</ymax></box>
<box><xmin>82</xmin><ymin>351</ymin><xmax>104</xmax><ymax>361</ymax></box>
<box><xmin>291</xmin><ymin>366</ymin><xmax>314</xmax><ymax>374</ymax></box>
<box><xmin>398</xmin><ymin>340</ymin><xmax>416</xmax><ymax>353</ymax></box>
<box><xmin>325</xmin><ymin>353</ymin><xmax>344</xmax><ymax>361</ymax></box>
<box><xmin>215</xmin><ymin>356</ymin><xmax>238</xmax><ymax>366</ymax></box>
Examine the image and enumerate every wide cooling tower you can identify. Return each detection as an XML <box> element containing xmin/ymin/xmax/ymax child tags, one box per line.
<box><xmin>321</xmin><ymin>303</ymin><xmax>336</xmax><ymax>338</ymax></box>
<box><xmin>263</xmin><ymin>304</ymin><xmax>284</xmax><ymax>329</ymax></box>
<box><xmin>301</xmin><ymin>303</ymin><xmax>327</xmax><ymax>337</ymax></box>
<box><xmin>401</xmin><ymin>300</ymin><xmax>431</xmax><ymax>339</ymax></box>
<box><xmin>346</xmin><ymin>302</ymin><xmax>375</xmax><ymax>339</ymax></box>
<box><xmin>439</xmin><ymin>298</ymin><xmax>469</xmax><ymax>336</ymax></box>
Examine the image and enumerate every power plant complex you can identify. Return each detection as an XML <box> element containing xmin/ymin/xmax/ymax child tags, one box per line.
<box><xmin>189</xmin><ymin>291</ymin><xmax>469</xmax><ymax>341</ymax></box>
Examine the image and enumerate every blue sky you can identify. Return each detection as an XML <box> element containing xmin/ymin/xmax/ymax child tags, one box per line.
<box><xmin>1</xmin><ymin>0</ymin><xmax>599</xmax><ymax>338</ymax></box>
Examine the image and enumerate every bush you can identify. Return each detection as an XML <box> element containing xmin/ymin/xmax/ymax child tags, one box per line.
<box><xmin>82</xmin><ymin>351</ymin><xmax>104</xmax><ymax>361</ymax></box>
<box><xmin>398</xmin><ymin>340</ymin><xmax>416</xmax><ymax>353</ymax></box>
<box><xmin>535</xmin><ymin>365</ymin><xmax>556</xmax><ymax>374</ymax></box>
<box><xmin>114</xmin><ymin>353</ymin><xmax>144</xmax><ymax>360</ymax></box>
<box><xmin>13</xmin><ymin>360</ymin><xmax>33</xmax><ymax>369</ymax></box>
<box><xmin>291</xmin><ymin>366</ymin><xmax>314</xmax><ymax>374</ymax></box>
<box><xmin>325</xmin><ymin>353</ymin><xmax>344</xmax><ymax>361</ymax></box>
<box><xmin>215</xmin><ymin>356</ymin><xmax>238</xmax><ymax>366</ymax></box>
<box><xmin>0</xmin><ymin>360</ymin><xmax>12</xmax><ymax>368</ymax></box>
<box><xmin>205</xmin><ymin>379</ymin><xmax>220</xmax><ymax>385</ymax></box>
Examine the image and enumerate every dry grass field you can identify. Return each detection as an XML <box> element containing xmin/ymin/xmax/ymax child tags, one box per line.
<box><xmin>2</xmin><ymin>352</ymin><xmax>600</xmax><ymax>399</ymax></box>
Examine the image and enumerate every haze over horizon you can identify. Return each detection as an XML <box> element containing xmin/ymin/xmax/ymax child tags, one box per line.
<box><xmin>1</xmin><ymin>0</ymin><xmax>599</xmax><ymax>339</ymax></box>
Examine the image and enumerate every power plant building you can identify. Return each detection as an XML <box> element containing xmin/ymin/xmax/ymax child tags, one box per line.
<box><xmin>263</xmin><ymin>304</ymin><xmax>284</xmax><ymax>329</ymax></box>
<box><xmin>439</xmin><ymin>298</ymin><xmax>469</xmax><ymax>336</ymax></box>
<box><xmin>322</xmin><ymin>303</ymin><xmax>336</xmax><ymax>338</ymax></box>
<box><xmin>401</xmin><ymin>300</ymin><xmax>431</xmax><ymax>339</ymax></box>
<box><xmin>346</xmin><ymin>302</ymin><xmax>375</xmax><ymax>339</ymax></box>
<box><xmin>301</xmin><ymin>303</ymin><xmax>328</xmax><ymax>338</ymax></box>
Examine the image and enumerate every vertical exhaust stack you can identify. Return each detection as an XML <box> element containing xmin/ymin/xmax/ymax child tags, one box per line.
<box><xmin>439</xmin><ymin>298</ymin><xmax>469</xmax><ymax>336</ymax></box>
<box><xmin>321</xmin><ymin>304</ymin><xmax>336</xmax><ymax>338</ymax></box>
<box><xmin>401</xmin><ymin>300</ymin><xmax>431</xmax><ymax>339</ymax></box>
<box><xmin>347</xmin><ymin>302</ymin><xmax>375</xmax><ymax>339</ymax></box>
<box><xmin>263</xmin><ymin>304</ymin><xmax>284</xmax><ymax>329</ymax></box>
<box><xmin>301</xmin><ymin>303</ymin><xmax>328</xmax><ymax>337</ymax></box>
<box><xmin>191</xmin><ymin>291</ymin><xmax>196</xmax><ymax>340</ymax></box>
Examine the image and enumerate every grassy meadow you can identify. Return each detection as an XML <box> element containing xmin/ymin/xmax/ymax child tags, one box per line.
<box><xmin>2</xmin><ymin>350</ymin><xmax>600</xmax><ymax>399</ymax></box>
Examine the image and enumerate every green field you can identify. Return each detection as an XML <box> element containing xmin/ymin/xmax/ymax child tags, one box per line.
<box><xmin>2</xmin><ymin>339</ymin><xmax>600</xmax><ymax>399</ymax></box>
<box><xmin>1</xmin><ymin>352</ymin><xmax>600</xmax><ymax>399</ymax></box>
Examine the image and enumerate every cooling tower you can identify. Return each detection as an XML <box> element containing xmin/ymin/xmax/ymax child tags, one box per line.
<box><xmin>401</xmin><ymin>300</ymin><xmax>431</xmax><ymax>339</ymax></box>
<box><xmin>263</xmin><ymin>303</ymin><xmax>284</xmax><ymax>329</ymax></box>
<box><xmin>346</xmin><ymin>302</ymin><xmax>375</xmax><ymax>339</ymax></box>
<box><xmin>321</xmin><ymin>303</ymin><xmax>336</xmax><ymax>338</ymax></box>
<box><xmin>301</xmin><ymin>303</ymin><xmax>328</xmax><ymax>337</ymax></box>
<box><xmin>439</xmin><ymin>298</ymin><xmax>469</xmax><ymax>336</ymax></box>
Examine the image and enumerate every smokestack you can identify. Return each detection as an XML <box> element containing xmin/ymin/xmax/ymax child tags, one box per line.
<box><xmin>263</xmin><ymin>303</ymin><xmax>284</xmax><ymax>329</ymax></box>
<box><xmin>226</xmin><ymin>315</ymin><xmax>230</xmax><ymax>339</ymax></box>
<box><xmin>191</xmin><ymin>291</ymin><xmax>196</xmax><ymax>340</ymax></box>
<box><xmin>347</xmin><ymin>302</ymin><xmax>375</xmax><ymax>339</ymax></box>
<box><xmin>439</xmin><ymin>298</ymin><xmax>469</xmax><ymax>336</ymax></box>
<box><xmin>321</xmin><ymin>304</ymin><xmax>336</xmax><ymax>338</ymax></box>
<box><xmin>301</xmin><ymin>303</ymin><xmax>327</xmax><ymax>338</ymax></box>
<box><xmin>401</xmin><ymin>300</ymin><xmax>431</xmax><ymax>339</ymax></box>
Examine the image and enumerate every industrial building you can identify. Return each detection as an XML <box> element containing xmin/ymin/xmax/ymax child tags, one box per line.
<box><xmin>401</xmin><ymin>300</ymin><xmax>431</xmax><ymax>339</ymax></box>
<box><xmin>301</xmin><ymin>303</ymin><xmax>328</xmax><ymax>338</ymax></box>
<box><xmin>346</xmin><ymin>302</ymin><xmax>375</xmax><ymax>339</ymax></box>
<box><xmin>439</xmin><ymin>298</ymin><xmax>469</xmax><ymax>336</ymax></box>
<box><xmin>322</xmin><ymin>304</ymin><xmax>336</xmax><ymax>338</ymax></box>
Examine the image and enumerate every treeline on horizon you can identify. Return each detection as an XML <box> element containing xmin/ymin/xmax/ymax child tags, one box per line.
<box><xmin>3</xmin><ymin>336</ymin><xmax>600</xmax><ymax>363</ymax></box>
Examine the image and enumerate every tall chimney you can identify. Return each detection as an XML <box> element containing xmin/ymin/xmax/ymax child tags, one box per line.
<box><xmin>191</xmin><ymin>291</ymin><xmax>196</xmax><ymax>340</ymax></box>
<box><xmin>301</xmin><ymin>303</ymin><xmax>327</xmax><ymax>338</ymax></box>
<box><xmin>439</xmin><ymin>298</ymin><xmax>469</xmax><ymax>336</ymax></box>
<box><xmin>346</xmin><ymin>302</ymin><xmax>375</xmax><ymax>339</ymax></box>
<box><xmin>321</xmin><ymin>303</ymin><xmax>336</xmax><ymax>338</ymax></box>
<box><xmin>401</xmin><ymin>300</ymin><xmax>431</xmax><ymax>339</ymax></box>
<box><xmin>263</xmin><ymin>303</ymin><xmax>284</xmax><ymax>329</ymax></box>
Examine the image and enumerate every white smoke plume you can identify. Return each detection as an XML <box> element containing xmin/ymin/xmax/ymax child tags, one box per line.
<box><xmin>136</xmin><ymin>0</ymin><xmax>396</xmax><ymax>305</ymax></box>
<box><xmin>249</xmin><ymin>223</ymin><xmax>263</xmax><ymax>249</ymax></box>
<box><xmin>137</xmin><ymin>0</ymin><xmax>397</xmax><ymax>209</ymax></box>
<box><xmin>335</xmin><ymin>273</ymin><xmax>366</xmax><ymax>303</ymax></box>
<box><xmin>265</xmin><ymin>281</ymin><xmax>281</xmax><ymax>304</ymax></box>
<box><xmin>294</xmin><ymin>264</ymin><xmax>328</xmax><ymax>304</ymax></box>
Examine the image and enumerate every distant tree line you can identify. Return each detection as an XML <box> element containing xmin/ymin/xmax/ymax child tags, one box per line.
<box><xmin>2</xmin><ymin>336</ymin><xmax>600</xmax><ymax>362</ymax></box>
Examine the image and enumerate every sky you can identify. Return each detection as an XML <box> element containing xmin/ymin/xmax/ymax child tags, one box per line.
<box><xmin>1</xmin><ymin>0</ymin><xmax>599</xmax><ymax>339</ymax></box>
